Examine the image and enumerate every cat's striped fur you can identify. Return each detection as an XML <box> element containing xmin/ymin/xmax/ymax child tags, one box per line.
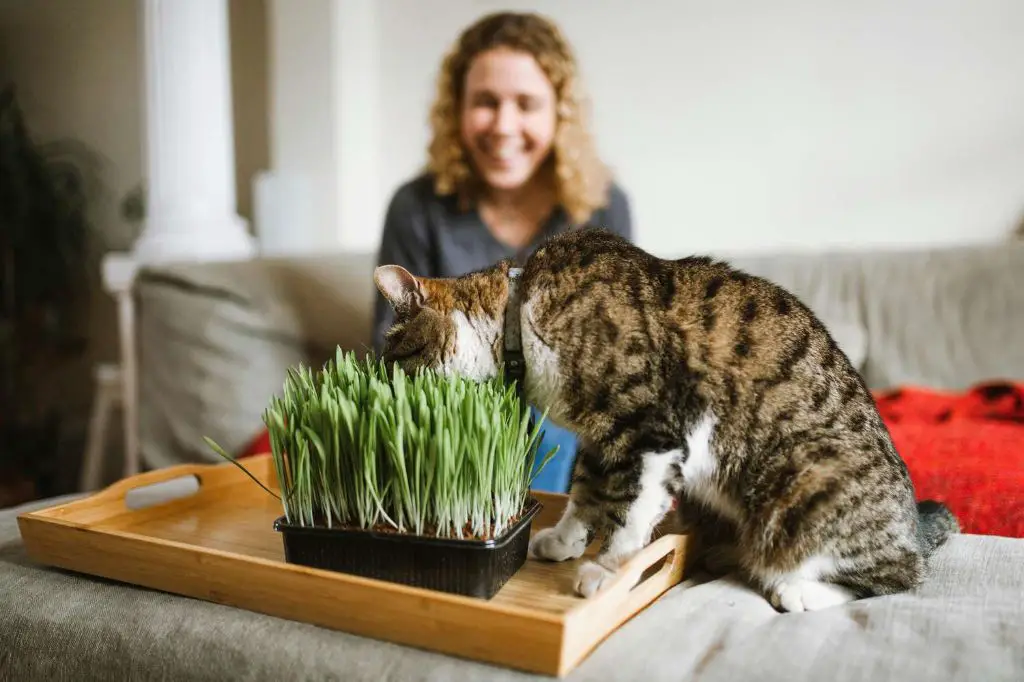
<box><xmin>374</xmin><ymin>228</ymin><xmax>959</xmax><ymax>611</ymax></box>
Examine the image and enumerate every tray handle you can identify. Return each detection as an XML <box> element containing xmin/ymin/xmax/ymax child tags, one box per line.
<box><xmin>600</xmin><ymin>533</ymin><xmax>685</xmax><ymax>603</ymax></box>
<box><xmin>560</xmin><ymin>533</ymin><xmax>685</xmax><ymax>673</ymax></box>
<box><xmin>92</xmin><ymin>456</ymin><xmax>272</xmax><ymax>506</ymax></box>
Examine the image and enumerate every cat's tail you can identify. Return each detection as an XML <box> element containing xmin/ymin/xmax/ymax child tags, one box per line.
<box><xmin>916</xmin><ymin>500</ymin><xmax>960</xmax><ymax>558</ymax></box>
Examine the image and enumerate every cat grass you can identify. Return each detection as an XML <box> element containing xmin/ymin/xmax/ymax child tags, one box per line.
<box><xmin>207</xmin><ymin>348</ymin><xmax>555</xmax><ymax>541</ymax></box>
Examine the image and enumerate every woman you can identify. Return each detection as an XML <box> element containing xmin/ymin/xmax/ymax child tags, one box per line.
<box><xmin>373</xmin><ymin>11</ymin><xmax>634</xmax><ymax>491</ymax></box>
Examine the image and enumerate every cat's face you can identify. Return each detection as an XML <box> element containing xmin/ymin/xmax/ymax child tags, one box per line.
<box><xmin>373</xmin><ymin>264</ymin><xmax>507</xmax><ymax>381</ymax></box>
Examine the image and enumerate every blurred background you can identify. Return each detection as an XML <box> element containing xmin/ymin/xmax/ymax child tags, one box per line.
<box><xmin>1</xmin><ymin>0</ymin><xmax>1022</xmax><ymax>517</ymax></box>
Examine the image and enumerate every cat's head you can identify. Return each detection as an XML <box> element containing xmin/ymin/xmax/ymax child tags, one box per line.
<box><xmin>373</xmin><ymin>262</ymin><xmax>511</xmax><ymax>380</ymax></box>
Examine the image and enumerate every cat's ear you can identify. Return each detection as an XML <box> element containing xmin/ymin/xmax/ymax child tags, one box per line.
<box><xmin>374</xmin><ymin>265</ymin><xmax>426</xmax><ymax>315</ymax></box>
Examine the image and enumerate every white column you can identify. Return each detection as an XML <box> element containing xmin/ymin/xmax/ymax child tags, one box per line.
<box><xmin>133</xmin><ymin>0</ymin><xmax>255</xmax><ymax>264</ymax></box>
<box><xmin>89</xmin><ymin>0</ymin><xmax>254</xmax><ymax>484</ymax></box>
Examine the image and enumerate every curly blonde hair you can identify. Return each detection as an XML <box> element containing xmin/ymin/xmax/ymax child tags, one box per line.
<box><xmin>426</xmin><ymin>11</ymin><xmax>611</xmax><ymax>225</ymax></box>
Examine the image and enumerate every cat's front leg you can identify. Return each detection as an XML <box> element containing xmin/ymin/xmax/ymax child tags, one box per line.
<box><xmin>529</xmin><ymin>442</ymin><xmax>605</xmax><ymax>562</ymax></box>
<box><xmin>575</xmin><ymin>450</ymin><xmax>677</xmax><ymax>598</ymax></box>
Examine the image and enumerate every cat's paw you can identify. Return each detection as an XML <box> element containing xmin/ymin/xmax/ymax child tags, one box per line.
<box><xmin>574</xmin><ymin>561</ymin><xmax>614</xmax><ymax>598</ymax></box>
<box><xmin>769</xmin><ymin>579</ymin><xmax>857</xmax><ymax>613</ymax></box>
<box><xmin>529</xmin><ymin>527</ymin><xmax>587</xmax><ymax>562</ymax></box>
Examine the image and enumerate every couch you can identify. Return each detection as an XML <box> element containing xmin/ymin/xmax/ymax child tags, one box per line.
<box><xmin>2</xmin><ymin>240</ymin><xmax>1024</xmax><ymax>681</ymax></box>
<box><xmin>137</xmin><ymin>239</ymin><xmax>1024</xmax><ymax>535</ymax></box>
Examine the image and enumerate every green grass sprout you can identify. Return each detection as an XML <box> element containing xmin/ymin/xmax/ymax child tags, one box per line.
<box><xmin>208</xmin><ymin>348</ymin><xmax>557</xmax><ymax>540</ymax></box>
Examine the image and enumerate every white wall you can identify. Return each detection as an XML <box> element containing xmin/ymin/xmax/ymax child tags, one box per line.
<box><xmin>269</xmin><ymin>0</ymin><xmax>1024</xmax><ymax>258</ymax></box>
<box><xmin>263</xmin><ymin>0</ymin><xmax>338</xmax><ymax>253</ymax></box>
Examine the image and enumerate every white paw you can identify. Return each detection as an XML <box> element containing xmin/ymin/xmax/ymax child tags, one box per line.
<box><xmin>575</xmin><ymin>561</ymin><xmax>614</xmax><ymax>598</ymax></box>
<box><xmin>770</xmin><ymin>579</ymin><xmax>857</xmax><ymax>613</ymax></box>
<box><xmin>529</xmin><ymin>527</ymin><xmax>587</xmax><ymax>562</ymax></box>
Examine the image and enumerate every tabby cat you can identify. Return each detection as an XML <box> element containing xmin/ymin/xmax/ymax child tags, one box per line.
<box><xmin>373</xmin><ymin>228</ymin><xmax>959</xmax><ymax>612</ymax></box>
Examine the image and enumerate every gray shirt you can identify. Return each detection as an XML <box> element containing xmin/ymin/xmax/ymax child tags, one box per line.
<box><xmin>372</xmin><ymin>173</ymin><xmax>634</xmax><ymax>352</ymax></box>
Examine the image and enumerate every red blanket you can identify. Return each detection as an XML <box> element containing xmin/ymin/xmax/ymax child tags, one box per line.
<box><xmin>239</xmin><ymin>380</ymin><xmax>1024</xmax><ymax>538</ymax></box>
<box><xmin>874</xmin><ymin>381</ymin><xmax>1024</xmax><ymax>538</ymax></box>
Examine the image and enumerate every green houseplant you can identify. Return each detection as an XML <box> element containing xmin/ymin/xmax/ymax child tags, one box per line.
<box><xmin>0</xmin><ymin>83</ymin><xmax>96</xmax><ymax>502</ymax></box>
<box><xmin>209</xmin><ymin>348</ymin><xmax>556</xmax><ymax>599</ymax></box>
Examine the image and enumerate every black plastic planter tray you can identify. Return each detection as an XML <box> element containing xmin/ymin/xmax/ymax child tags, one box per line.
<box><xmin>273</xmin><ymin>497</ymin><xmax>543</xmax><ymax>599</ymax></box>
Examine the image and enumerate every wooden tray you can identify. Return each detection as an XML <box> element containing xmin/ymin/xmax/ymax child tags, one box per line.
<box><xmin>17</xmin><ymin>454</ymin><xmax>688</xmax><ymax>677</ymax></box>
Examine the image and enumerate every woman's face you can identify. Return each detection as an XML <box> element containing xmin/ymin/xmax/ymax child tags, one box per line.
<box><xmin>460</xmin><ymin>47</ymin><xmax>558</xmax><ymax>194</ymax></box>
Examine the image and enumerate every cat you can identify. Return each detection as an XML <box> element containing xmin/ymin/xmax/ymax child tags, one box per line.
<box><xmin>373</xmin><ymin>228</ymin><xmax>959</xmax><ymax>612</ymax></box>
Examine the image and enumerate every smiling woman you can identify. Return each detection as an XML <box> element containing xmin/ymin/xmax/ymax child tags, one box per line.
<box><xmin>371</xmin><ymin>11</ymin><xmax>635</xmax><ymax>492</ymax></box>
<box><xmin>460</xmin><ymin>47</ymin><xmax>557</xmax><ymax>205</ymax></box>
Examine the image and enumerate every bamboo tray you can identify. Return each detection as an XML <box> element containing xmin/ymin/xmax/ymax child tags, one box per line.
<box><xmin>17</xmin><ymin>454</ymin><xmax>688</xmax><ymax>677</ymax></box>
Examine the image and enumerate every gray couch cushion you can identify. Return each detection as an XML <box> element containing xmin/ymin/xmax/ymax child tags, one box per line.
<box><xmin>135</xmin><ymin>251</ymin><xmax>376</xmax><ymax>470</ymax></box>
<box><xmin>136</xmin><ymin>271</ymin><xmax>309</xmax><ymax>469</ymax></box>
<box><xmin>854</xmin><ymin>242</ymin><xmax>1024</xmax><ymax>390</ymax></box>
<box><xmin>3</xmin><ymin>495</ymin><xmax>1023</xmax><ymax>681</ymax></box>
<box><xmin>728</xmin><ymin>242</ymin><xmax>1024</xmax><ymax>389</ymax></box>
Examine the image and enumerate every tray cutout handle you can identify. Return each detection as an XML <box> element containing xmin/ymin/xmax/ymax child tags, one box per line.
<box><xmin>559</xmin><ymin>534</ymin><xmax>686</xmax><ymax>676</ymax></box>
<box><xmin>603</xmin><ymin>533</ymin><xmax>684</xmax><ymax>603</ymax></box>
<box><xmin>125</xmin><ymin>474</ymin><xmax>201</xmax><ymax>510</ymax></box>
<box><xmin>83</xmin><ymin>462</ymin><xmax>226</xmax><ymax>510</ymax></box>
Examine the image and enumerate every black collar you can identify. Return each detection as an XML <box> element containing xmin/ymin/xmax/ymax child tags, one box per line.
<box><xmin>503</xmin><ymin>267</ymin><xmax>525</xmax><ymax>392</ymax></box>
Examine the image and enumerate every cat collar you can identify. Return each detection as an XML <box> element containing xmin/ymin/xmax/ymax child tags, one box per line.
<box><xmin>504</xmin><ymin>267</ymin><xmax>526</xmax><ymax>393</ymax></box>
